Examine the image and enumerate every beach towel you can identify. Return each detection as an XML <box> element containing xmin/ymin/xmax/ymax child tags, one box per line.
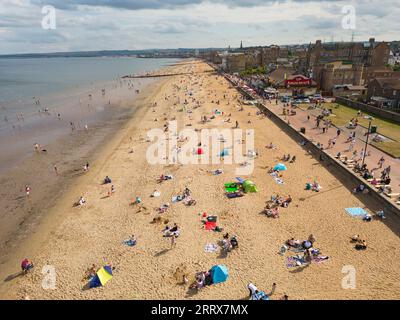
<box><xmin>345</xmin><ymin>207</ymin><xmax>368</xmax><ymax>218</ymax></box>
<box><xmin>274</xmin><ymin>177</ymin><xmax>284</xmax><ymax>184</ymax></box>
<box><xmin>251</xmin><ymin>291</ymin><xmax>269</xmax><ymax>301</ymax></box>
<box><xmin>225</xmin><ymin>183</ymin><xmax>239</xmax><ymax>192</ymax></box>
<box><xmin>204</xmin><ymin>243</ymin><xmax>219</xmax><ymax>253</ymax></box>
<box><xmin>172</xmin><ymin>195</ymin><xmax>184</xmax><ymax>203</ymax></box>
<box><xmin>286</xmin><ymin>256</ymin><xmax>308</xmax><ymax>268</ymax></box>
<box><xmin>205</xmin><ymin>221</ymin><xmax>217</xmax><ymax>231</ymax></box>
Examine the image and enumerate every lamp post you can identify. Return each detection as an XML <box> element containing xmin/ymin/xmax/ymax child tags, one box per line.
<box><xmin>362</xmin><ymin>116</ymin><xmax>373</xmax><ymax>167</ymax></box>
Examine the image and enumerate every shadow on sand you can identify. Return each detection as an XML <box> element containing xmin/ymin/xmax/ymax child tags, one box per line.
<box><xmin>154</xmin><ymin>249</ymin><xmax>171</xmax><ymax>257</ymax></box>
<box><xmin>4</xmin><ymin>271</ymin><xmax>24</xmax><ymax>282</ymax></box>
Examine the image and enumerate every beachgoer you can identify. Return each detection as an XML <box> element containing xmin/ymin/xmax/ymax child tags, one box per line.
<box><xmin>21</xmin><ymin>258</ymin><xmax>34</xmax><ymax>274</ymax></box>
<box><xmin>25</xmin><ymin>185</ymin><xmax>31</xmax><ymax>197</ymax></box>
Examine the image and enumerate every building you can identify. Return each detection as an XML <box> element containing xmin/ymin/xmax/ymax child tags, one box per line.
<box><xmin>279</xmin><ymin>74</ymin><xmax>317</xmax><ymax>96</ymax></box>
<box><xmin>267</xmin><ymin>67</ymin><xmax>316</xmax><ymax>96</ymax></box>
<box><xmin>220</xmin><ymin>52</ymin><xmax>246</xmax><ymax>73</ymax></box>
<box><xmin>260</xmin><ymin>45</ymin><xmax>289</xmax><ymax>65</ymax></box>
<box><xmin>318</xmin><ymin>61</ymin><xmax>364</xmax><ymax>95</ymax></box>
<box><xmin>266</xmin><ymin>66</ymin><xmax>296</xmax><ymax>86</ymax></box>
<box><xmin>306</xmin><ymin>38</ymin><xmax>390</xmax><ymax>88</ymax></box>
<box><xmin>332</xmin><ymin>85</ymin><xmax>367</xmax><ymax>98</ymax></box>
<box><xmin>363</xmin><ymin>67</ymin><xmax>400</xmax><ymax>85</ymax></box>
<box><xmin>367</xmin><ymin>78</ymin><xmax>400</xmax><ymax>109</ymax></box>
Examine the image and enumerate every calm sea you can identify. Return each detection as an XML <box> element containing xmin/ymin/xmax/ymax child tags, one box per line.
<box><xmin>0</xmin><ymin>56</ymin><xmax>178</xmax><ymax>107</ymax></box>
<box><xmin>0</xmin><ymin>56</ymin><xmax>179</xmax><ymax>171</ymax></box>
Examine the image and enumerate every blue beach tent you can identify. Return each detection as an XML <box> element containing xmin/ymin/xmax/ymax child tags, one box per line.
<box><xmin>220</xmin><ymin>149</ymin><xmax>229</xmax><ymax>157</ymax></box>
<box><xmin>273</xmin><ymin>163</ymin><xmax>287</xmax><ymax>171</ymax></box>
<box><xmin>210</xmin><ymin>265</ymin><xmax>229</xmax><ymax>284</ymax></box>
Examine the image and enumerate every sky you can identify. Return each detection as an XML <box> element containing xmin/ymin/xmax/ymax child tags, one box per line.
<box><xmin>0</xmin><ymin>0</ymin><xmax>399</xmax><ymax>54</ymax></box>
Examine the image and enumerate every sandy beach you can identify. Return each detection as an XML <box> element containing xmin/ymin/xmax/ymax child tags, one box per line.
<box><xmin>1</xmin><ymin>60</ymin><xmax>400</xmax><ymax>300</ymax></box>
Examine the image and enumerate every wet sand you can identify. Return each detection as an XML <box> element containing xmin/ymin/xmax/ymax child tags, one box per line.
<box><xmin>0</xmin><ymin>75</ymin><xmax>164</xmax><ymax>268</ymax></box>
<box><xmin>1</xmin><ymin>60</ymin><xmax>400</xmax><ymax>300</ymax></box>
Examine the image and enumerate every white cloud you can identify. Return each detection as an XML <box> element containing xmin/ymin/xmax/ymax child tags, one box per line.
<box><xmin>0</xmin><ymin>0</ymin><xmax>398</xmax><ymax>54</ymax></box>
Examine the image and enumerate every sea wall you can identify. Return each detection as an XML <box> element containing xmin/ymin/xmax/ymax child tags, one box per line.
<box><xmin>225</xmin><ymin>75</ymin><xmax>400</xmax><ymax>217</ymax></box>
<box><xmin>335</xmin><ymin>97</ymin><xmax>400</xmax><ymax>124</ymax></box>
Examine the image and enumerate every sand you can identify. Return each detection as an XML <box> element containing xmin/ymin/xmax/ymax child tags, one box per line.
<box><xmin>1</xmin><ymin>60</ymin><xmax>400</xmax><ymax>300</ymax></box>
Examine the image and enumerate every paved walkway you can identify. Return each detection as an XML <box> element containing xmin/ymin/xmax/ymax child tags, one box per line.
<box><xmin>264</xmin><ymin>99</ymin><xmax>400</xmax><ymax>204</ymax></box>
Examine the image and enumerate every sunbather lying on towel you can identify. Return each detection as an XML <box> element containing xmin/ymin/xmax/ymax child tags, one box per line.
<box><xmin>281</xmin><ymin>195</ymin><xmax>292</xmax><ymax>208</ymax></box>
<box><xmin>183</xmin><ymin>196</ymin><xmax>196</xmax><ymax>206</ymax></box>
<box><xmin>286</xmin><ymin>238</ymin><xmax>301</xmax><ymax>248</ymax></box>
<box><xmin>355</xmin><ymin>239</ymin><xmax>367</xmax><ymax>250</ymax></box>
<box><xmin>158</xmin><ymin>203</ymin><xmax>170</xmax><ymax>214</ymax></box>
<box><xmin>158</xmin><ymin>174</ymin><xmax>173</xmax><ymax>183</ymax></box>
<box><xmin>226</xmin><ymin>191</ymin><xmax>244</xmax><ymax>198</ymax></box>
<box><xmin>265</xmin><ymin>207</ymin><xmax>279</xmax><ymax>218</ymax></box>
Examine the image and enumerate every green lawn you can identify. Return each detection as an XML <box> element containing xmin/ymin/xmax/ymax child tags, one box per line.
<box><xmin>371</xmin><ymin>141</ymin><xmax>400</xmax><ymax>158</ymax></box>
<box><xmin>322</xmin><ymin>102</ymin><xmax>400</xmax><ymax>158</ymax></box>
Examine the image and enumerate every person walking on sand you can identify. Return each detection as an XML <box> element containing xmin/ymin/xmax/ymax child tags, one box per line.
<box><xmin>54</xmin><ymin>165</ymin><xmax>58</xmax><ymax>175</ymax></box>
<box><xmin>171</xmin><ymin>234</ymin><xmax>177</xmax><ymax>249</ymax></box>
<box><xmin>108</xmin><ymin>185</ymin><xmax>115</xmax><ymax>197</ymax></box>
<box><xmin>25</xmin><ymin>185</ymin><xmax>31</xmax><ymax>197</ymax></box>
<box><xmin>378</xmin><ymin>156</ymin><xmax>385</xmax><ymax>169</ymax></box>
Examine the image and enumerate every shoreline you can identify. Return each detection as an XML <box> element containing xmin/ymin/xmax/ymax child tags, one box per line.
<box><xmin>1</xmin><ymin>60</ymin><xmax>400</xmax><ymax>300</ymax></box>
<box><xmin>0</xmin><ymin>67</ymin><xmax>174</xmax><ymax>297</ymax></box>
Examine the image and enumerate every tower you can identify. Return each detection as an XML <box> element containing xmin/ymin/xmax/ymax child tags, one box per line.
<box><xmin>240</xmin><ymin>41</ymin><xmax>243</xmax><ymax>50</ymax></box>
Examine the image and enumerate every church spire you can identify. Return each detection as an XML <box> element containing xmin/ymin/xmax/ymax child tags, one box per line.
<box><xmin>240</xmin><ymin>40</ymin><xmax>243</xmax><ymax>49</ymax></box>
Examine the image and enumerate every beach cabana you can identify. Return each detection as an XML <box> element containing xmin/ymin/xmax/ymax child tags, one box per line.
<box><xmin>243</xmin><ymin>180</ymin><xmax>258</xmax><ymax>193</ymax></box>
<box><xmin>89</xmin><ymin>266</ymin><xmax>113</xmax><ymax>288</ymax></box>
<box><xmin>274</xmin><ymin>163</ymin><xmax>287</xmax><ymax>171</ymax></box>
<box><xmin>210</xmin><ymin>265</ymin><xmax>229</xmax><ymax>284</ymax></box>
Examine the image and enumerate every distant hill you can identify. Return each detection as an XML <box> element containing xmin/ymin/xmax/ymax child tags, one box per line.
<box><xmin>0</xmin><ymin>48</ymin><xmax>226</xmax><ymax>59</ymax></box>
